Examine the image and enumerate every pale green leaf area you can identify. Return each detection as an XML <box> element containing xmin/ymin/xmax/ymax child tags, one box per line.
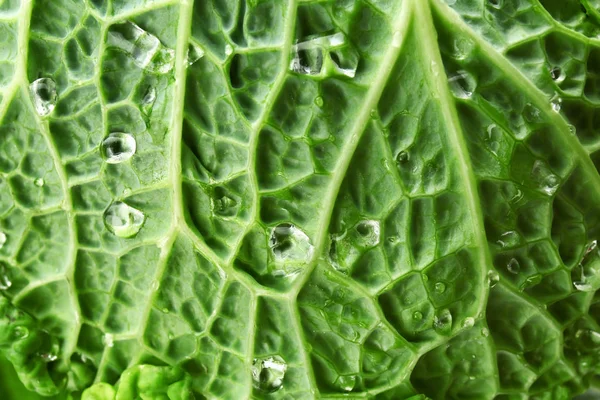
<box><xmin>1</xmin><ymin>0</ymin><xmax>600</xmax><ymax>398</ymax></box>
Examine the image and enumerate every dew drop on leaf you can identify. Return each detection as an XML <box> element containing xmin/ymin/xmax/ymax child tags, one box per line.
<box><xmin>0</xmin><ymin>264</ymin><xmax>11</xmax><ymax>290</ymax></box>
<box><xmin>338</xmin><ymin>375</ymin><xmax>356</xmax><ymax>392</ymax></box>
<box><xmin>396</xmin><ymin>150</ymin><xmax>409</xmax><ymax>164</ymax></box>
<box><xmin>531</xmin><ymin>160</ymin><xmax>559</xmax><ymax>196</ymax></box>
<box><xmin>496</xmin><ymin>231</ymin><xmax>519</xmax><ymax>248</ymax></box>
<box><xmin>434</xmin><ymin>309</ymin><xmax>452</xmax><ymax>335</ymax></box>
<box><xmin>506</xmin><ymin>258</ymin><xmax>521</xmax><ymax>275</ymax></box>
<box><xmin>550</xmin><ymin>66</ymin><xmax>565</xmax><ymax>83</ymax></box>
<box><xmin>210</xmin><ymin>186</ymin><xmax>240</xmax><ymax>217</ymax></box>
<box><xmin>572</xmin><ymin>241</ymin><xmax>600</xmax><ymax>292</ymax></box>
<box><xmin>314</xmin><ymin>96</ymin><xmax>324</xmax><ymax>107</ymax></box>
<box><xmin>481</xmin><ymin>327</ymin><xmax>490</xmax><ymax>337</ymax></box>
<box><xmin>487</xmin><ymin>270</ymin><xmax>500</xmax><ymax>288</ymax></box>
<box><xmin>103</xmin><ymin>333</ymin><xmax>114</xmax><ymax>348</ymax></box>
<box><xmin>39</xmin><ymin>340</ymin><xmax>60</xmax><ymax>363</ymax></box>
<box><xmin>103</xmin><ymin>202</ymin><xmax>146</xmax><ymax>238</ymax></box>
<box><xmin>141</xmin><ymin>86</ymin><xmax>157</xmax><ymax>115</ymax></box>
<box><xmin>462</xmin><ymin>317</ymin><xmax>475</xmax><ymax>328</ymax></box>
<box><xmin>448</xmin><ymin>71</ymin><xmax>476</xmax><ymax>99</ymax></box>
<box><xmin>251</xmin><ymin>356</ymin><xmax>287</xmax><ymax>393</ymax></box>
<box><xmin>269</xmin><ymin>224</ymin><xmax>313</xmax><ymax>263</ymax></box>
<box><xmin>434</xmin><ymin>282</ymin><xmax>446</xmax><ymax>294</ymax></box>
<box><xmin>413</xmin><ymin>311</ymin><xmax>423</xmax><ymax>320</ymax></box>
<box><xmin>550</xmin><ymin>94</ymin><xmax>562</xmax><ymax>113</ymax></box>
<box><xmin>34</xmin><ymin>178</ymin><xmax>44</xmax><ymax>187</ymax></box>
<box><xmin>29</xmin><ymin>78</ymin><xmax>57</xmax><ymax>117</ymax></box>
<box><xmin>355</xmin><ymin>220</ymin><xmax>380</xmax><ymax>247</ymax></box>
<box><xmin>101</xmin><ymin>132</ymin><xmax>137</xmax><ymax>164</ymax></box>
<box><xmin>452</xmin><ymin>38</ymin><xmax>475</xmax><ymax>60</ymax></box>
<box><xmin>13</xmin><ymin>326</ymin><xmax>29</xmax><ymax>339</ymax></box>
<box><xmin>186</xmin><ymin>42</ymin><xmax>204</xmax><ymax>66</ymax></box>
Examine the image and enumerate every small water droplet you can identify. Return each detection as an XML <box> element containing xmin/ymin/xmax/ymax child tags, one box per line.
<box><xmin>225</xmin><ymin>44</ymin><xmax>233</xmax><ymax>56</ymax></box>
<box><xmin>34</xmin><ymin>178</ymin><xmax>44</xmax><ymax>187</ymax></box>
<box><xmin>572</xmin><ymin>241</ymin><xmax>600</xmax><ymax>292</ymax></box>
<box><xmin>448</xmin><ymin>71</ymin><xmax>476</xmax><ymax>99</ymax></box>
<box><xmin>392</xmin><ymin>31</ymin><xmax>402</xmax><ymax>48</ymax></box>
<box><xmin>396</xmin><ymin>150</ymin><xmax>409</xmax><ymax>164</ymax></box>
<box><xmin>453</xmin><ymin>38</ymin><xmax>475</xmax><ymax>60</ymax></box>
<box><xmin>462</xmin><ymin>317</ymin><xmax>475</xmax><ymax>328</ymax></box>
<box><xmin>29</xmin><ymin>78</ymin><xmax>57</xmax><ymax>117</ymax></box>
<box><xmin>413</xmin><ymin>311</ymin><xmax>423</xmax><ymax>320</ymax></box>
<box><xmin>507</xmin><ymin>258</ymin><xmax>520</xmax><ymax>274</ymax></box>
<box><xmin>521</xmin><ymin>274</ymin><xmax>542</xmax><ymax>290</ymax></box>
<box><xmin>39</xmin><ymin>340</ymin><xmax>59</xmax><ymax>362</ymax></box>
<box><xmin>567</xmin><ymin>124</ymin><xmax>576</xmax><ymax>135</ymax></box>
<box><xmin>0</xmin><ymin>264</ymin><xmax>11</xmax><ymax>290</ymax></box>
<box><xmin>210</xmin><ymin>187</ymin><xmax>239</xmax><ymax>218</ymax></box>
<box><xmin>481</xmin><ymin>327</ymin><xmax>490</xmax><ymax>337</ymax></box>
<box><xmin>141</xmin><ymin>86</ymin><xmax>157</xmax><ymax>115</ymax></box>
<box><xmin>434</xmin><ymin>309</ymin><xmax>452</xmax><ymax>335</ymax></box>
<box><xmin>103</xmin><ymin>202</ymin><xmax>146</xmax><ymax>238</ymax></box>
<box><xmin>186</xmin><ymin>42</ymin><xmax>204</xmax><ymax>66</ymax></box>
<box><xmin>551</xmin><ymin>94</ymin><xmax>562</xmax><ymax>113</ymax></box>
<box><xmin>338</xmin><ymin>375</ymin><xmax>356</xmax><ymax>392</ymax></box>
<box><xmin>531</xmin><ymin>160</ymin><xmax>559</xmax><ymax>196</ymax></box>
<box><xmin>355</xmin><ymin>220</ymin><xmax>380</xmax><ymax>247</ymax></box>
<box><xmin>550</xmin><ymin>66</ymin><xmax>565</xmax><ymax>83</ymax></box>
<box><xmin>13</xmin><ymin>326</ymin><xmax>29</xmax><ymax>339</ymax></box>
<box><xmin>510</xmin><ymin>188</ymin><xmax>524</xmax><ymax>204</ymax></box>
<box><xmin>269</xmin><ymin>224</ymin><xmax>314</xmax><ymax>263</ymax></box>
<box><xmin>151</xmin><ymin>280</ymin><xmax>160</xmax><ymax>291</ymax></box>
<box><xmin>103</xmin><ymin>333</ymin><xmax>114</xmax><ymax>348</ymax></box>
<box><xmin>487</xmin><ymin>270</ymin><xmax>500</xmax><ymax>288</ymax></box>
<box><xmin>496</xmin><ymin>231</ymin><xmax>519</xmax><ymax>248</ymax></box>
<box><xmin>434</xmin><ymin>282</ymin><xmax>446</xmax><ymax>294</ymax></box>
<box><xmin>485</xmin><ymin>124</ymin><xmax>501</xmax><ymax>155</ymax></box>
<box><xmin>101</xmin><ymin>132</ymin><xmax>137</xmax><ymax>164</ymax></box>
<box><xmin>0</xmin><ymin>232</ymin><xmax>6</xmax><ymax>249</ymax></box>
<box><xmin>314</xmin><ymin>96</ymin><xmax>324</xmax><ymax>107</ymax></box>
<box><xmin>523</xmin><ymin>103</ymin><xmax>541</xmax><ymax>123</ymax></box>
<box><xmin>252</xmin><ymin>356</ymin><xmax>287</xmax><ymax>393</ymax></box>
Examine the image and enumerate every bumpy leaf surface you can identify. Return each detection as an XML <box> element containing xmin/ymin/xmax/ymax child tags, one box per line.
<box><xmin>2</xmin><ymin>0</ymin><xmax>600</xmax><ymax>398</ymax></box>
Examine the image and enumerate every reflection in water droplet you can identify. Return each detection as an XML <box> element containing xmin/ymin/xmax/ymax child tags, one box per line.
<box><xmin>434</xmin><ymin>282</ymin><xmax>446</xmax><ymax>294</ymax></box>
<box><xmin>252</xmin><ymin>356</ymin><xmax>287</xmax><ymax>393</ymax></box>
<box><xmin>462</xmin><ymin>317</ymin><xmax>475</xmax><ymax>328</ymax></box>
<box><xmin>434</xmin><ymin>309</ymin><xmax>452</xmax><ymax>335</ymax></box>
<box><xmin>103</xmin><ymin>202</ymin><xmax>146</xmax><ymax>238</ymax></box>
<box><xmin>269</xmin><ymin>224</ymin><xmax>313</xmax><ymax>263</ymax></box>
<box><xmin>107</xmin><ymin>21</ymin><xmax>174</xmax><ymax>73</ymax></box>
<box><xmin>550</xmin><ymin>66</ymin><xmax>564</xmax><ymax>83</ymax></box>
<box><xmin>487</xmin><ymin>270</ymin><xmax>500</xmax><ymax>288</ymax></box>
<box><xmin>0</xmin><ymin>264</ymin><xmax>11</xmax><ymax>290</ymax></box>
<box><xmin>314</xmin><ymin>96</ymin><xmax>324</xmax><ymax>107</ymax></box>
<box><xmin>0</xmin><ymin>232</ymin><xmax>6</xmax><ymax>249</ymax></box>
<box><xmin>507</xmin><ymin>258</ymin><xmax>520</xmax><ymax>275</ymax></box>
<box><xmin>531</xmin><ymin>160</ymin><xmax>559</xmax><ymax>196</ymax></box>
<box><xmin>34</xmin><ymin>178</ymin><xmax>44</xmax><ymax>187</ymax></box>
<box><xmin>101</xmin><ymin>132</ymin><xmax>137</xmax><ymax>164</ymax></box>
<box><xmin>413</xmin><ymin>311</ymin><xmax>423</xmax><ymax>320</ymax></box>
<box><xmin>103</xmin><ymin>333</ymin><xmax>114</xmax><ymax>348</ymax></box>
<box><xmin>29</xmin><ymin>78</ymin><xmax>57</xmax><ymax>117</ymax></box>
<box><xmin>551</xmin><ymin>94</ymin><xmax>562</xmax><ymax>113</ymax></box>
<box><xmin>186</xmin><ymin>42</ymin><xmax>204</xmax><ymax>66</ymax></box>
<box><xmin>338</xmin><ymin>375</ymin><xmax>356</xmax><ymax>392</ymax></box>
<box><xmin>448</xmin><ymin>71</ymin><xmax>476</xmax><ymax>99</ymax></box>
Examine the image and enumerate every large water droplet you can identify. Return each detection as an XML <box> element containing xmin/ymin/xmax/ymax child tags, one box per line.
<box><xmin>186</xmin><ymin>42</ymin><xmax>204</xmax><ymax>66</ymax></box>
<box><xmin>338</xmin><ymin>375</ymin><xmax>356</xmax><ymax>392</ymax></box>
<box><xmin>101</xmin><ymin>132</ymin><xmax>137</xmax><ymax>164</ymax></box>
<box><xmin>531</xmin><ymin>160</ymin><xmax>559</xmax><ymax>196</ymax></box>
<box><xmin>29</xmin><ymin>78</ymin><xmax>57</xmax><ymax>117</ymax></box>
<box><xmin>448</xmin><ymin>71</ymin><xmax>476</xmax><ymax>99</ymax></box>
<box><xmin>487</xmin><ymin>270</ymin><xmax>500</xmax><ymax>288</ymax></box>
<box><xmin>107</xmin><ymin>21</ymin><xmax>174</xmax><ymax>73</ymax></box>
<box><xmin>290</xmin><ymin>47</ymin><xmax>324</xmax><ymax>75</ymax></box>
<box><xmin>103</xmin><ymin>202</ymin><xmax>146</xmax><ymax>238</ymax></box>
<box><xmin>269</xmin><ymin>224</ymin><xmax>313</xmax><ymax>263</ymax></box>
<box><xmin>355</xmin><ymin>220</ymin><xmax>380</xmax><ymax>247</ymax></box>
<box><xmin>0</xmin><ymin>232</ymin><xmax>6</xmax><ymax>249</ymax></box>
<box><xmin>252</xmin><ymin>356</ymin><xmax>287</xmax><ymax>393</ymax></box>
<box><xmin>506</xmin><ymin>258</ymin><xmax>520</xmax><ymax>275</ymax></box>
<box><xmin>434</xmin><ymin>309</ymin><xmax>452</xmax><ymax>335</ymax></box>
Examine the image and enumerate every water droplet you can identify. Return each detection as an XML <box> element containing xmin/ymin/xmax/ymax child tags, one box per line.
<box><xmin>487</xmin><ymin>270</ymin><xmax>500</xmax><ymax>288</ymax></box>
<box><xmin>462</xmin><ymin>317</ymin><xmax>475</xmax><ymax>328</ymax></box>
<box><xmin>314</xmin><ymin>96</ymin><xmax>324</xmax><ymax>107</ymax></box>
<box><xmin>496</xmin><ymin>231</ymin><xmax>519</xmax><ymax>248</ymax></box>
<box><xmin>29</xmin><ymin>78</ymin><xmax>57</xmax><ymax>117</ymax></box>
<box><xmin>103</xmin><ymin>202</ymin><xmax>146</xmax><ymax>238</ymax></box>
<box><xmin>396</xmin><ymin>151</ymin><xmax>409</xmax><ymax>164</ymax></box>
<box><xmin>34</xmin><ymin>178</ymin><xmax>44</xmax><ymax>187</ymax></box>
<box><xmin>151</xmin><ymin>280</ymin><xmax>160</xmax><ymax>291</ymax></box>
<box><xmin>567</xmin><ymin>124</ymin><xmax>576</xmax><ymax>135</ymax></box>
<box><xmin>13</xmin><ymin>326</ymin><xmax>29</xmax><ymax>339</ymax></box>
<box><xmin>520</xmin><ymin>274</ymin><xmax>542</xmax><ymax>290</ymax></box>
<box><xmin>510</xmin><ymin>188</ymin><xmax>524</xmax><ymax>204</ymax></box>
<box><xmin>506</xmin><ymin>258</ymin><xmax>520</xmax><ymax>274</ymax></box>
<box><xmin>103</xmin><ymin>333</ymin><xmax>114</xmax><ymax>348</ymax></box>
<box><xmin>0</xmin><ymin>264</ymin><xmax>11</xmax><ymax>290</ymax></box>
<box><xmin>485</xmin><ymin>124</ymin><xmax>501</xmax><ymax>156</ymax></box>
<box><xmin>355</xmin><ymin>220</ymin><xmax>380</xmax><ymax>247</ymax></box>
<box><xmin>550</xmin><ymin>66</ymin><xmax>565</xmax><ymax>83</ymax></box>
<box><xmin>523</xmin><ymin>103</ymin><xmax>541</xmax><ymax>123</ymax></box>
<box><xmin>40</xmin><ymin>352</ymin><xmax>58</xmax><ymax>362</ymax></box>
<box><xmin>453</xmin><ymin>38</ymin><xmax>475</xmax><ymax>60</ymax></box>
<box><xmin>575</xmin><ymin>329</ymin><xmax>600</xmax><ymax>349</ymax></box>
<box><xmin>481</xmin><ymin>327</ymin><xmax>490</xmax><ymax>337</ymax></box>
<box><xmin>141</xmin><ymin>86</ymin><xmax>156</xmax><ymax>115</ymax></box>
<box><xmin>551</xmin><ymin>94</ymin><xmax>562</xmax><ymax>113</ymax></box>
<box><xmin>101</xmin><ymin>132</ymin><xmax>137</xmax><ymax>164</ymax></box>
<box><xmin>392</xmin><ymin>31</ymin><xmax>402</xmax><ymax>48</ymax></box>
<box><xmin>107</xmin><ymin>21</ymin><xmax>174</xmax><ymax>73</ymax></box>
<box><xmin>338</xmin><ymin>375</ymin><xmax>356</xmax><ymax>392</ymax></box>
<box><xmin>448</xmin><ymin>71</ymin><xmax>476</xmax><ymax>99</ymax></box>
<box><xmin>572</xmin><ymin>241</ymin><xmax>600</xmax><ymax>292</ymax></box>
<box><xmin>161</xmin><ymin>307</ymin><xmax>170</xmax><ymax>314</ymax></box>
<box><xmin>269</xmin><ymin>224</ymin><xmax>313</xmax><ymax>263</ymax></box>
<box><xmin>413</xmin><ymin>311</ymin><xmax>423</xmax><ymax>320</ymax></box>
<box><xmin>0</xmin><ymin>232</ymin><xmax>6</xmax><ymax>249</ymax></box>
<box><xmin>252</xmin><ymin>356</ymin><xmax>287</xmax><ymax>393</ymax></box>
<box><xmin>186</xmin><ymin>42</ymin><xmax>204</xmax><ymax>66</ymax></box>
<box><xmin>434</xmin><ymin>282</ymin><xmax>446</xmax><ymax>294</ymax></box>
<box><xmin>434</xmin><ymin>309</ymin><xmax>452</xmax><ymax>335</ymax></box>
<box><xmin>210</xmin><ymin>187</ymin><xmax>239</xmax><ymax>218</ymax></box>
<box><xmin>39</xmin><ymin>340</ymin><xmax>59</xmax><ymax>362</ymax></box>
<box><xmin>531</xmin><ymin>160</ymin><xmax>559</xmax><ymax>196</ymax></box>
